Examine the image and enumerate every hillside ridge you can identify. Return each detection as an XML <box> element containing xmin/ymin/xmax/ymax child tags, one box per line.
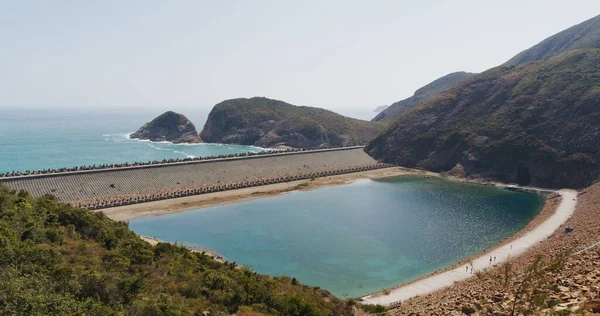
<box><xmin>506</xmin><ymin>14</ymin><xmax>600</xmax><ymax>65</ymax></box>
<box><xmin>200</xmin><ymin>97</ymin><xmax>385</xmax><ymax>148</ymax></box>
<box><xmin>366</xmin><ymin>48</ymin><xmax>600</xmax><ymax>188</ymax></box>
<box><xmin>372</xmin><ymin>71</ymin><xmax>476</xmax><ymax>122</ymax></box>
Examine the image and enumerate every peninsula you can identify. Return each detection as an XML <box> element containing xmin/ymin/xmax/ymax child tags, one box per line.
<box><xmin>200</xmin><ymin>97</ymin><xmax>385</xmax><ymax>148</ymax></box>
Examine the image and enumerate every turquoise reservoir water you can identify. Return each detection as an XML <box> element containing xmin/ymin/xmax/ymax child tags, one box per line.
<box><xmin>129</xmin><ymin>176</ymin><xmax>544</xmax><ymax>298</ymax></box>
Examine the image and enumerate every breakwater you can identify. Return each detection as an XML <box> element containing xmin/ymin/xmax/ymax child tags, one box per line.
<box><xmin>78</xmin><ymin>163</ymin><xmax>392</xmax><ymax>210</ymax></box>
<box><xmin>0</xmin><ymin>145</ymin><xmax>363</xmax><ymax>179</ymax></box>
<box><xmin>0</xmin><ymin>147</ymin><xmax>384</xmax><ymax>208</ymax></box>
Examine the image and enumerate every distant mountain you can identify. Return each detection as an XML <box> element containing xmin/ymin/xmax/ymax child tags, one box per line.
<box><xmin>200</xmin><ymin>97</ymin><xmax>385</xmax><ymax>148</ymax></box>
<box><xmin>506</xmin><ymin>14</ymin><xmax>600</xmax><ymax>65</ymax></box>
<box><xmin>373</xmin><ymin>105</ymin><xmax>389</xmax><ymax>113</ymax></box>
<box><xmin>372</xmin><ymin>71</ymin><xmax>476</xmax><ymax>122</ymax></box>
<box><xmin>131</xmin><ymin>111</ymin><xmax>202</xmax><ymax>143</ymax></box>
<box><xmin>366</xmin><ymin>48</ymin><xmax>600</xmax><ymax>188</ymax></box>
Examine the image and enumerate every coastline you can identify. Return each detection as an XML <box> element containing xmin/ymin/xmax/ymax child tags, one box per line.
<box><xmin>99</xmin><ymin>167</ymin><xmax>561</xmax><ymax>304</ymax></box>
<box><xmin>360</xmin><ymin>188</ymin><xmax>566</xmax><ymax>304</ymax></box>
<box><xmin>138</xmin><ymin>235</ymin><xmax>228</xmax><ymax>264</ymax></box>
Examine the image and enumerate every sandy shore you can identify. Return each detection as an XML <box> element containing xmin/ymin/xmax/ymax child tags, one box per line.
<box><xmin>99</xmin><ymin>167</ymin><xmax>434</xmax><ymax>221</ymax></box>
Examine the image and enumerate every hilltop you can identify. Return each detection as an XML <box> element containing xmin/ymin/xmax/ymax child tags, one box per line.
<box><xmin>200</xmin><ymin>97</ymin><xmax>385</xmax><ymax>148</ymax></box>
<box><xmin>506</xmin><ymin>14</ymin><xmax>600</xmax><ymax>65</ymax></box>
<box><xmin>130</xmin><ymin>111</ymin><xmax>202</xmax><ymax>143</ymax></box>
<box><xmin>372</xmin><ymin>71</ymin><xmax>475</xmax><ymax>122</ymax></box>
<box><xmin>366</xmin><ymin>48</ymin><xmax>600</xmax><ymax>188</ymax></box>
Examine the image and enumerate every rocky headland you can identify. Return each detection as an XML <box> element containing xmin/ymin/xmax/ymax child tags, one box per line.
<box><xmin>130</xmin><ymin>111</ymin><xmax>202</xmax><ymax>143</ymax></box>
<box><xmin>200</xmin><ymin>97</ymin><xmax>385</xmax><ymax>148</ymax></box>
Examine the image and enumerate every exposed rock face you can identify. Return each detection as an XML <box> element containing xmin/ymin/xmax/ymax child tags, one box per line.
<box><xmin>131</xmin><ymin>111</ymin><xmax>201</xmax><ymax>143</ymax></box>
<box><xmin>200</xmin><ymin>97</ymin><xmax>385</xmax><ymax>148</ymax></box>
<box><xmin>366</xmin><ymin>49</ymin><xmax>600</xmax><ymax>189</ymax></box>
<box><xmin>372</xmin><ymin>71</ymin><xmax>475</xmax><ymax>121</ymax></box>
<box><xmin>506</xmin><ymin>14</ymin><xmax>600</xmax><ymax>65</ymax></box>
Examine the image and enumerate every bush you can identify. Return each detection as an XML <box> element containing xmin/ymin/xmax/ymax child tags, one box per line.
<box><xmin>0</xmin><ymin>186</ymin><xmax>347</xmax><ymax>314</ymax></box>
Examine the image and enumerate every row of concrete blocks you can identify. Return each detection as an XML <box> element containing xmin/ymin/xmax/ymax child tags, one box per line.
<box><xmin>76</xmin><ymin>163</ymin><xmax>394</xmax><ymax>210</ymax></box>
<box><xmin>1</xmin><ymin>144</ymin><xmax>365</xmax><ymax>178</ymax></box>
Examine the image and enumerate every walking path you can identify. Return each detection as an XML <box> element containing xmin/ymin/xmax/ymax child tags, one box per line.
<box><xmin>361</xmin><ymin>188</ymin><xmax>578</xmax><ymax>306</ymax></box>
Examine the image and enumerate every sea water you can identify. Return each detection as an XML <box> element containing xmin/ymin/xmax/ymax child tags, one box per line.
<box><xmin>129</xmin><ymin>176</ymin><xmax>544</xmax><ymax>298</ymax></box>
<box><xmin>0</xmin><ymin>108</ymin><xmax>263</xmax><ymax>173</ymax></box>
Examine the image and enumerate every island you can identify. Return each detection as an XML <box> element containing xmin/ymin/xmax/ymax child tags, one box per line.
<box><xmin>130</xmin><ymin>111</ymin><xmax>202</xmax><ymax>143</ymax></box>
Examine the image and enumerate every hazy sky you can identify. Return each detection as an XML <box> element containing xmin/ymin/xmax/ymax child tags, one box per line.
<box><xmin>1</xmin><ymin>1</ymin><xmax>599</xmax><ymax>115</ymax></box>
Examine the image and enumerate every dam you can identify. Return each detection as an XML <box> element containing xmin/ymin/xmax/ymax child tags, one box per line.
<box><xmin>0</xmin><ymin>147</ymin><xmax>387</xmax><ymax>208</ymax></box>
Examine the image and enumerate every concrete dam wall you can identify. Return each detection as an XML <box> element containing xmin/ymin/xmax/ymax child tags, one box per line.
<box><xmin>0</xmin><ymin>147</ymin><xmax>377</xmax><ymax>203</ymax></box>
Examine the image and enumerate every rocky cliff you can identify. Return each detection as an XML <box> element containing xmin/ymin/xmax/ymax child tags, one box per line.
<box><xmin>366</xmin><ymin>49</ymin><xmax>600</xmax><ymax>188</ymax></box>
<box><xmin>200</xmin><ymin>97</ymin><xmax>385</xmax><ymax>148</ymax></box>
<box><xmin>130</xmin><ymin>111</ymin><xmax>201</xmax><ymax>143</ymax></box>
<box><xmin>372</xmin><ymin>71</ymin><xmax>475</xmax><ymax>122</ymax></box>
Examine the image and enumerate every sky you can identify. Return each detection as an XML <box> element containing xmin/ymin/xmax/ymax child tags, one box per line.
<box><xmin>1</xmin><ymin>0</ymin><xmax>599</xmax><ymax>119</ymax></box>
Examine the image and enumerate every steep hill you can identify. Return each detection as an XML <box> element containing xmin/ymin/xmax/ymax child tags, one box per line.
<box><xmin>506</xmin><ymin>14</ymin><xmax>600</xmax><ymax>65</ymax></box>
<box><xmin>0</xmin><ymin>186</ymin><xmax>352</xmax><ymax>315</ymax></box>
<box><xmin>366</xmin><ymin>49</ymin><xmax>600</xmax><ymax>188</ymax></box>
<box><xmin>131</xmin><ymin>111</ymin><xmax>201</xmax><ymax>143</ymax></box>
<box><xmin>200</xmin><ymin>97</ymin><xmax>385</xmax><ymax>148</ymax></box>
<box><xmin>372</xmin><ymin>71</ymin><xmax>475</xmax><ymax>121</ymax></box>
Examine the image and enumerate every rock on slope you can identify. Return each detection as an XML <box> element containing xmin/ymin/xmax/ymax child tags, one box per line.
<box><xmin>366</xmin><ymin>49</ymin><xmax>600</xmax><ymax>188</ymax></box>
<box><xmin>130</xmin><ymin>111</ymin><xmax>202</xmax><ymax>143</ymax></box>
<box><xmin>506</xmin><ymin>14</ymin><xmax>600</xmax><ymax>65</ymax></box>
<box><xmin>200</xmin><ymin>97</ymin><xmax>385</xmax><ymax>148</ymax></box>
<box><xmin>372</xmin><ymin>71</ymin><xmax>475</xmax><ymax>122</ymax></box>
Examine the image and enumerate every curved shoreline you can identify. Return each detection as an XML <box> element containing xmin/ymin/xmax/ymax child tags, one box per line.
<box><xmin>98</xmin><ymin>167</ymin><xmax>563</xmax><ymax>305</ymax></box>
<box><xmin>360</xmin><ymin>188</ymin><xmax>577</xmax><ymax>306</ymax></box>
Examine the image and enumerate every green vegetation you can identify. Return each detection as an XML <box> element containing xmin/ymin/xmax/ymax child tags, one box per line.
<box><xmin>372</xmin><ymin>71</ymin><xmax>475</xmax><ymax>122</ymax></box>
<box><xmin>0</xmin><ymin>186</ymin><xmax>352</xmax><ymax>315</ymax></box>
<box><xmin>200</xmin><ymin>97</ymin><xmax>385</xmax><ymax>148</ymax></box>
<box><xmin>366</xmin><ymin>48</ymin><xmax>600</xmax><ymax>188</ymax></box>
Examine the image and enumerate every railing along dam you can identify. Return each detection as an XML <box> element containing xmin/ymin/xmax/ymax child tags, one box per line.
<box><xmin>0</xmin><ymin>147</ymin><xmax>392</xmax><ymax>209</ymax></box>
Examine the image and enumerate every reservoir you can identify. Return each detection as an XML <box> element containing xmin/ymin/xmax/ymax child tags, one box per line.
<box><xmin>129</xmin><ymin>176</ymin><xmax>544</xmax><ymax>298</ymax></box>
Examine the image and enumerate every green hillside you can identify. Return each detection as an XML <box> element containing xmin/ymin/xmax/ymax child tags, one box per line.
<box><xmin>0</xmin><ymin>186</ymin><xmax>352</xmax><ymax>315</ymax></box>
<box><xmin>200</xmin><ymin>97</ymin><xmax>385</xmax><ymax>148</ymax></box>
<box><xmin>366</xmin><ymin>49</ymin><xmax>600</xmax><ymax>188</ymax></box>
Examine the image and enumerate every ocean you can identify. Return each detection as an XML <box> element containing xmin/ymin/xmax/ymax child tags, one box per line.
<box><xmin>0</xmin><ymin>107</ymin><xmax>263</xmax><ymax>173</ymax></box>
